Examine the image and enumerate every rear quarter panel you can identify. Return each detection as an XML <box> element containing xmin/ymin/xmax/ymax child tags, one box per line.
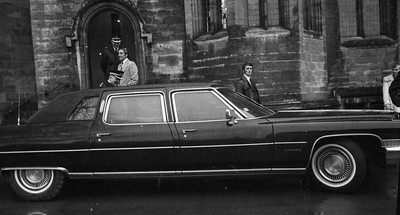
<box><xmin>270</xmin><ymin>118</ymin><xmax>400</xmax><ymax>168</ymax></box>
<box><xmin>0</xmin><ymin>121</ymin><xmax>92</xmax><ymax>172</ymax></box>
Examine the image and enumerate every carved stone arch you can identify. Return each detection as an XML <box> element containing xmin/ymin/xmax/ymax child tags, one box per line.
<box><xmin>71</xmin><ymin>0</ymin><xmax>149</xmax><ymax>89</ymax></box>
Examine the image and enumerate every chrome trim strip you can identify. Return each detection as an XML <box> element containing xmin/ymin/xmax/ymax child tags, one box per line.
<box><xmin>89</xmin><ymin>168</ymin><xmax>306</xmax><ymax>176</ymax></box>
<box><xmin>0</xmin><ymin>149</ymin><xmax>89</xmax><ymax>154</ymax></box>
<box><xmin>180</xmin><ymin>142</ymin><xmax>273</xmax><ymax>149</ymax></box>
<box><xmin>3</xmin><ymin>168</ymin><xmax>306</xmax><ymax>177</ymax></box>
<box><xmin>386</xmin><ymin>147</ymin><xmax>400</xmax><ymax>152</ymax></box>
<box><xmin>90</xmin><ymin>146</ymin><xmax>177</xmax><ymax>151</ymax></box>
<box><xmin>382</xmin><ymin>139</ymin><xmax>400</xmax><ymax>142</ymax></box>
<box><xmin>271</xmin><ymin>168</ymin><xmax>306</xmax><ymax>171</ymax></box>
<box><xmin>103</xmin><ymin>122</ymin><xmax>170</xmax><ymax>126</ymax></box>
<box><xmin>1</xmin><ymin>167</ymin><xmax>69</xmax><ymax>174</ymax></box>
<box><xmin>279</xmin><ymin>109</ymin><xmax>392</xmax><ymax>113</ymax></box>
<box><xmin>69</xmin><ymin>168</ymin><xmax>305</xmax><ymax>177</ymax></box>
<box><xmin>175</xmin><ymin>119</ymin><xmax>229</xmax><ymax>124</ymax></box>
<box><xmin>275</xmin><ymin>141</ymin><xmax>308</xmax><ymax>145</ymax></box>
<box><xmin>68</xmin><ymin>172</ymin><xmax>93</xmax><ymax>176</ymax></box>
<box><xmin>94</xmin><ymin>171</ymin><xmax>178</xmax><ymax>175</ymax></box>
<box><xmin>0</xmin><ymin>143</ymin><xmax>275</xmax><ymax>154</ymax></box>
<box><xmin>308</xmin><ymin>133</ymin><xmax>383</xmax><ymax>166</ymax></box>
<box><xmin>181</xmin><ymin>168</ymin><xmax>271</xmax><ymax>173</ymax></box>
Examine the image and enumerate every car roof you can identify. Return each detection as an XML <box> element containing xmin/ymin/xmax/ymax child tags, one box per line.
<box><xmin>26</xmin><ymin>82</ymin><xmax>227</xmax><ymax>124</ymax></box>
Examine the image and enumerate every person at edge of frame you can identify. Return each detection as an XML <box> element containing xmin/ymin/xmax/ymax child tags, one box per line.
<box><xmin>383</xmin><ymin>63</ymin><xmax>400</xmax><ymax>112</ymax></box>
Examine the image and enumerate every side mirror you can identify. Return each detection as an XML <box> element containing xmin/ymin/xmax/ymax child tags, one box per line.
<box><xmin>225</xmin><ymin>109</ymin><xmax>237</xmax><ymax>126</ymax></box>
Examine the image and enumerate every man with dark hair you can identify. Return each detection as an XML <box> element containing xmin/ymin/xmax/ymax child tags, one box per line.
<box><xmin>100</xmin><ymin>35</ymin><xmax>122</xmax><ymax>79</ymax></box>
<box><xmin>389</xmin><ymin>63</ymin><xmax>400</xmax><ymax>108</ymax></box>
<box><xmin>235</xmin><ymin>62</ymin><xmax>260</xmax><ymax>103</ymax></box>
<box><xmin>384</xmin><ymin>63</ymin><xmax>400</xmax><ymax>112</ymax></box>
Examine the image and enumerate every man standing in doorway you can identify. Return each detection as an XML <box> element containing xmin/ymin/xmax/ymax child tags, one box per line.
<box><xmin>235</xmin><ymin>62</ymin><xmax>261</xmax><ymax>103</ymax></box>
<box><xmin>118</xmin><ymin>48</ymin><xmax>138</xmax><ymax>86</ymax></box>
<box><xmin>100</xmin><ymin>35</ymin><xmax>122</xmax><ymax>80</ymax></box>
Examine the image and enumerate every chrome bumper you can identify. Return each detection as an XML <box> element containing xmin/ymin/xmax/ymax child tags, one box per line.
<box><xmin>382</xmin><ymin>140</ymin><xmax>400</xmax><ymax>165</ymax></box>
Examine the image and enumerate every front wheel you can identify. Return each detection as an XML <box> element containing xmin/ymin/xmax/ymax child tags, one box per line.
<box><xmin>6</xmin><ymin>169</ymin><xmax>65</xmax><ymax>201</ymax></box>
<box><xmin>310</xmin><ymin>141</ymin><xmax>367</xmax><ymax>193</ymax></box>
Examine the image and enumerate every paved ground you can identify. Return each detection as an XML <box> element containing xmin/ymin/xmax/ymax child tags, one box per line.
<box><xmin>0</xmin><ymin>164</ymin><xmax>398</xmax><ymax>215</ymax></box>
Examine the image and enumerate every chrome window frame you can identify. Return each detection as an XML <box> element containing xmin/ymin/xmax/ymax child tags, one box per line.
<box><xmin>103</xmin><ymin>91</ymin><xmax>168</xmax><ymax>126</ymax></box>
<box><xmin>170</xmin><ymin>88</ymin><xmax>242</xmax><ymax>123</ymax></box>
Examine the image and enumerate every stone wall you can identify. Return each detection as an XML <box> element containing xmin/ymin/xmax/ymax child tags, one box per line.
<box><xmin>30</xmin><ymin>0</ymin><xmax>82</xmax><ymax>107</ymax></box>
<box><xmin>336</xmin><ymin>47</ymin><xmax>397</xmax><ymax>88</ymax></box>
<box><xmin>188</xmin><ymin>28</ymin><xmax>301</xmax><ymax>107</ymax></box>
<box><xmin>29</xmin><ymin>0</ymin><xmax>186</xmax><ymax>104</ymax></box>
<box><xmin>137</xmin><ymin>0</ymin><xmax>185</xmax><ymax>82</ymax></box>
<box><xmin>0</xmin><ymin>0</ymin><xmax>37</xmax><ymax>124</ymax></box>
<box><xmin>300</xmin><ymin>35</ymin><xmax>329</xmax><ymax>102</ymax></box>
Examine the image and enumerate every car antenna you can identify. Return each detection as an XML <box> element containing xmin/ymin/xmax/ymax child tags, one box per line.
<box><xmin>17</xmin><ymin>85</ymin><xmax>20</xmax><ymax>126</ymax></box>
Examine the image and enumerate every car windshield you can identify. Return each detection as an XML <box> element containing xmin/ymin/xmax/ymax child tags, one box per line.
<box><xmin>217</xmin><ymin>88</ymin><xmax>275</xmax><ymax>118</ymax></box>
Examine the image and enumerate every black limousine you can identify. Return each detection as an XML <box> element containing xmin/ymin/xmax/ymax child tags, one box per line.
<box><xmin>0</xmin><ymin>83</ymin><xmax>399</xmax><ymax>201</ymax></box>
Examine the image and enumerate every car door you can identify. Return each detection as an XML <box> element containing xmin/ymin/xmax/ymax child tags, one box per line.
<box><xmin>89</xmin><ymin>89</ymin><xmax>176</xmax><ymax>176</ymax></box>
<box><xmin>171</xmin><ymin>89</ymin><xmax>274</xmax><ymax>175</ymax></box>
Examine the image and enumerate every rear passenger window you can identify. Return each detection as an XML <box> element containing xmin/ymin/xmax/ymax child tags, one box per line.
<box><xmin>68</xmin><ymin>97</ymin><xmax>99</xmax><ymax>121</ymax></box>
<box><xmin>105</xmin><ymin>93</ymin><xmax>165</xmax><ymax>124</ymax></box>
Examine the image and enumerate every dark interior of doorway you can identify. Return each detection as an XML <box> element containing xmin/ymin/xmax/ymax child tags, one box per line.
<box><xmin>88</xmin><ymin>10</ymin><xmax>136</xmax><ymax>88</ymax></box>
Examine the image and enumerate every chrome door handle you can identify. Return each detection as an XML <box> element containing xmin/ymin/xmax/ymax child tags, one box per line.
<box><xmin>182</xmin><ymin>129</ymin><xmax>197</xmax><ymax>134</ymax></box>
<box><xmin>96</xmin><ymin>132</ymin><xmax>111</xmax><ymax>137</ymax></box>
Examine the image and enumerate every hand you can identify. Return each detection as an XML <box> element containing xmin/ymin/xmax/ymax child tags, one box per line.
<box><xmin>384</xmin><ymin>104</ymin><xmax>392</xmax><ymax>110</ymax></box>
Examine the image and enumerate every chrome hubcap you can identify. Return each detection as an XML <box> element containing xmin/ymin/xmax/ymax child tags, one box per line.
<box><xmin>324</xmin><ymin>154</ymin><xmax>346</xmax><ymax>176</ymax></box>
<box><xmin>312</xmin><ymin>144</ymin><xmax>356</xmax><ymax>188</ymax></box>
<box><xmin>15</xmin><ymin>169</ymin><xmax>54</xmax><ymax>194</ymax></box>
<box><xmin>318</xmin><ymin>149</ymin><xmax>352</xmax><ymax>182</ymax></box>
<box><xmin>25</xmin><ymin>170</ymin><xmax>45</xmax><ymax>184</ymax></box>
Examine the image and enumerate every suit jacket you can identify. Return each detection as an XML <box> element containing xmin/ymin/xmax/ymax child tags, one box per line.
<box><xmin>235</xmin><ymin>75</ymin><xmax>260</xmax><ymax>103</ymax></box>
<box><xmin>100</xmin><ymin>47</ymin><xmax>119</xmax><ymax>78</ymax></box>
<box><xmin>118</xmin><ymin>59</ymin><xmax>138</xmax><ymax>86</ymax></box>
<box><xmin>383</xmin><ymin>74</ymin><xmax>400</xmax><ymax>112</ymax></box>
<box><xmin>389</xmin><ymin>74</ymin><xmax>400</xmax><ymax>108</ymax></box>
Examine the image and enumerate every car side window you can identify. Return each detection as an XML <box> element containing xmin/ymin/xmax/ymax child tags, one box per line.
<box><xmin>68</xmin><ymin>97</ymin><xmax>99</xmax><ymax>121</ymax></box>
<box><xmin>105</xmin><ymin>93</ymin><xmax>165</xmax><ymax>124</ymax></box>
<box><xmin>173</xmin><ymin>90</ymin><xmax>230</xmax><ymax>122</ymax></box>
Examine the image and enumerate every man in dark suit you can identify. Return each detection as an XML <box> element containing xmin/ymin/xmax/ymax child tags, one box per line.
<box><xmin>100</xmin><ymin>35</ymin><xmax>122</xmax><ymax>80</ymax></box>
<box><xmin>235</xmin><ymin>62</ymin><xmax>261</xmax><ymax>103</ymax></box>
<box><xmin>389</xmin><ymin>64</ymin><xmax>400</xmax><ymax>107</ymax></box>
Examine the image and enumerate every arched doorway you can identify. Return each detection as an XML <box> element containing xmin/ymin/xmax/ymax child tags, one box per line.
<box><xmin>74</xmin><ymin>1</ymin><xmax>148</xmax><ymax>89</ymax></box>
<box><xmin>88</xmin><ymin>10</ymin><xmax>136</xmax><ymax>88</ymax></box>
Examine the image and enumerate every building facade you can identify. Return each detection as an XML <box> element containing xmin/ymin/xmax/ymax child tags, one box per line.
<box><xmin>0</xmin><ymin>0</ymin><xmax>399</xmax><ymax>123</ymax></box>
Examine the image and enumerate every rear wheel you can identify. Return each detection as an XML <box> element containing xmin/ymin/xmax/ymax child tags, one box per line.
<box><xmin>310</xmin><ymin>140</ymin><xmax>367</xmax><ymax>192</ymax></box>
<box><xmin>6</xmin><ymin>169</ymin><xmax>65</xmax><ymax>201</ymax></box>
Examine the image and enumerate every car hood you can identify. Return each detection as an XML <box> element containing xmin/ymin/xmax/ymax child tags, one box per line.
<box><xmin>267</xmin><ymin>109</ymin><xmax>398</xmax><ymax>122</ymax></box>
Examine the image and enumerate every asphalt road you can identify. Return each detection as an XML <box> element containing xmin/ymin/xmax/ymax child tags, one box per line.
<box><xmin>0</xmin><ymin>164</ymin><xmax>398</xmax><ymax>215</ymax></box>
